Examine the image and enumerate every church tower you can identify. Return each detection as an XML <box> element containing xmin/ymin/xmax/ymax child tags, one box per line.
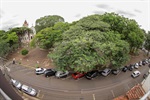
<box><xmin>23</xmin><ymin>20</ymin><xmax>29</xmax><ymax>27</ymax></box>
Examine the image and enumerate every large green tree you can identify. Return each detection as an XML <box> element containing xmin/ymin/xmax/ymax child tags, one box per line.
<box><xmin>49</xmin><ymin>15</ymin><xmax>130</xmax><ymax>72</ymax></box>
<box><xmin>31</xmin><ymin>22</ymin><xmax>70</xmax><ymax>49</ymax></box>
<box><xmin>101</xmin><ymin>13</ymin><xmax>145</xmax><ymax>53</ymax></box>
<box><xmin>144</xmin><ymin>31</ymin><xmax>150</xmax><ymax>56</ymax></box>
<box><xmin>35</xmin><ymin>15</ymin><xmax>64</xmax><ymax>33</ymax></box>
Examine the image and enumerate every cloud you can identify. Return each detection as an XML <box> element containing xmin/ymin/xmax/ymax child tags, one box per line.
<box><xmin>134</xmin><ymin>9</ymin><xmax>142</xmax><ymax>13</ymax></box>
<box><xmin>12</xmin><ymin>15</ymin><xmax>18</xmax><ymax>18</ymax></box>
<box><xmin>117</xmin><ymin>10</ymin><xmax>136</xmax><ymax>17</ymax></box>
<box><xmin>2</xmin><ymin>23</ymin><xmax>20</xmax><ymax>31</ymax></box>
<box><xmin>95</xmin><ymin>4</ymin><xmax>113</xmax><ymax>11</ymax></box>
<box><xmin>96</xmin><ymin>4</ymin><xmax>109</xmax><ymax>9</ymax></box>
<box><xmin>93</xmin><ymin>11</ymin><xmax>105</xmax><ymax>14</ymax></box>
<box><xmin>74</xmin><ymin>14</ymin><xmax>81</xmax><ymax>18</ymax></box>
<box><xmin>1</xmin><ymin>20</ymin><xmax>20</xmax><ymax>31</ymax></box>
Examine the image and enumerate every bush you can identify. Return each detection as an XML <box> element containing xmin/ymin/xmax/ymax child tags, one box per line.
<box><xmin>21</xmin><ymin>49</ymin><xmax>29</xmax><ymax>56</ymax></box>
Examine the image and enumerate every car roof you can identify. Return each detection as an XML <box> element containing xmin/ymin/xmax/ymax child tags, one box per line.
<box><xmin>22</xmin><ymin>85</ymin><xmax>29</xmax><ymax>90</ymax></box>
<box><xmin>103</xmin><ymin>68</ymin><xmax>111</xmax><ymax>72</ymax></box>
<box><xmin>133</xmin><ymin>71</ymin><xmax>140</xmax><ymax>74</ymax></box>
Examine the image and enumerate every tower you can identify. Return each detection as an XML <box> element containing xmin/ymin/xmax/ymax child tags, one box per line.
<box><xmin>23</xmin><ymin>20</ymin><xmax>29</xmax><ymax>27</ymax></box>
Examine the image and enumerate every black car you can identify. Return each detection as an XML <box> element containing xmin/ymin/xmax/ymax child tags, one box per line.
<box><xmin>85</xmin><ymin>70</ymin><xmax>99</xmax><ymax>80</ymax></box>
<box><xmin>122</xmin><ymin>66</ymin><xmax>128</xmax><ymax>72</ymax></box>
<box><xmin>128</xmin><ymin>64</ymin><xmax>134</xmax><ymax>71</ymax></box>
<box><xmin>143</xmin><ymin>72</ymin><xmax>149</xmax><ymax>79</ymax></box>
<box><xmin>142</xmin><ymin>60</ymin><xmax>146</xmax><ymax>65</ymax></box>
<box><xmin>44</xmin><ymin>69</ymin><xmax>56</xmax><ymax>77</ymax></box>
<box><xmin>112</xmin><ymin>69</ymin><xmax>121</xmax><ymax>75</ymax></box>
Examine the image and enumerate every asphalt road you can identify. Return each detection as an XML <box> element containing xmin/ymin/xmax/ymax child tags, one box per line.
<box><xmin>7</xmin><ymin>63</ymin><xmax>150</xmax><ymax>100</ymax></box>
<box><xmin>0</xmin><ymin>70</ymin><xmax>23</xmax><ymax>100</ymax></box>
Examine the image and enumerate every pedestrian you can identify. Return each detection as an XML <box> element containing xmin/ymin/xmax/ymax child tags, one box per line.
<box><xmin>13</xmin><ymin>58</ymin><xmax>15</xmax><ymax>64</ymax></box>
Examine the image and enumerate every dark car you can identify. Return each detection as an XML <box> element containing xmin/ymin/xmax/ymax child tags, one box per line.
<box><xmin>72</xmin><ymin>72</ymin><xmax>86</xmax><ymax>80</ymax></box>
<box><xmin>85</xmin><ymin>70</ymin><xmax>99</xmax><ymax>80</ymax></box>
<box><xmin>128</xmin><ymin>64</ymin><xmax>134</xmax><ymax>71</ymax></box>
<box><xmin>44</xmin><ymin>69</ymin><xmax>56</xmax><ymax>77</ymax></box>
<box><xmin>142</xmin><ymin>60</ymin><xmax>146</xmax><ymax>65</ymax></box>
<box><xmin>122</xmin><ymin>66</ymin><xmax>128</xmax><ymax>72</ymax></box>
<box><xmin>143</xmin><ymin>72</ymin><xmax>149</xmax><ymax>79</ymax></box>
<box><xmin>112</xmin><ymin>69</ymin><xmax>121</xmax><ymax>75</ymax></box>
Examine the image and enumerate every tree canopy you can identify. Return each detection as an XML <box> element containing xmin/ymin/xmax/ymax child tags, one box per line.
<box><xmin>48</xmin><ymin>14</ymin><xmax>130</xmax><ymax>72</ymax></box>
<box><xmin>0</xmin><ymin>30</ymin><xmax>19</xmax><ymax>57</ymax></box>
<box><xmin>31</xmin><ymin>22</ymin><xmax>70</xmax><ymax>49</ymax></box>
<box><xmin>35</xmin><ymin>15</ymin><xmax>65</xmax><ymax>33</ymax></box>
<box><xmin>144</xmin><ymin>31</ymin><xmax>150</xmax><ymax>55</ymax></box>
<box><xmin>101</xmin><ymin>13</ymin><xmax>145</xmax><ymax>53</ymax></box>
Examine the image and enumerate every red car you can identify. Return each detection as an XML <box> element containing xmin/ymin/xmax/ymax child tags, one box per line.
<box><xmin>72</xmin><ymin>72</ymin><xmax>86</xmax><ymax>79</ymax></box>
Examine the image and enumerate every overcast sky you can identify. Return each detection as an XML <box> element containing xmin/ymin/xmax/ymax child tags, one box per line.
<box><xmin>0</xmin><ymin>0</ymin><xmax>149</xmax><ymax>32</ymax></box>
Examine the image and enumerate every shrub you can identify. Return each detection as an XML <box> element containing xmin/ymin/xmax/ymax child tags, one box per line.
<box><xmin>21</xmin><ymin>49</ymin><xmax>29</xmax><ymax>56</ymax></box>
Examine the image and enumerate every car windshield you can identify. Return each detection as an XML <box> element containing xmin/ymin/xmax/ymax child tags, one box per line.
<box><xmin>28</xmin><ymin>87</ymin><xmax>32</xmax><ymax>93</ymax></box>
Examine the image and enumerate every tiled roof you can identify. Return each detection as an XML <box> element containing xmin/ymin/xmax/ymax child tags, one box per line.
<box><xmin>126</xmin><ymin>84</ymin><xmax>145</xmax><ymax>100</ymax></box>
<box><xmin>114</xmin><ymin>84</ymin><xmax>145</xmax><ymax>100</ymax></box>
<box><xmin>113</xmin><ymin>95</ymin><xmax>128</xmax><ymax>100</ymax></box>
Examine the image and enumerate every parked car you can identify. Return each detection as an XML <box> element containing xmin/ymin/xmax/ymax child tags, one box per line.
<box><xmin>122</xmin><ymin>66</ymin><xmax>128</xmax><ymax>72</ymax></box>
<box><xmin>85</xmin><ymin>70</ymin><xmax>99</xmax><ymax>80</ymax></box>
<box><xmin>72</xmin><ymin>72</ymin><xmax>86</xmax><ymax>80</ymax></box>
<box><xmin>44</xmin><ymin>69</ymin><xmax>56</xmax><ymax>77</ymax></box>
<box><xmin>145</xmin><ymin>59</ymin><xmax>149</xmax><ymax>64</ymax></box>
<box><xmin>134</xmin><ymin>63</ymin><xmax>139</xmax><ymax>69</ymax></box>
<box><xmin>55</xmin><ymin>71</ymin><xmax>69</xmax><ymax>78</ymax></box>
<box><xmin>139</xmin><ymin>61</ymin><xmax>143</xmax><ymax>66</ymax></box>
<box><xmin>101</xmin><ymin>68</ymin><xmax>111</xmax><ymax>76</ymax></box>
<box><xmin>142</xmin><ymin>60</ymin><xmax>146</xmax><ymax>65</ymax></box>
<box><xmin>10</xmin><ymin>79</ymin><xmax>22</xmax><ymax>90</ymax></box>
<box><xmin>148</xmin><ymin>58</ymin><xmax>150</xmax><ymax>63</ymax></box>
<box><xmin>112</xmin><ymin>69</ymin><xmax>121</xmax><ymax>75</ymax></box>
<box><xmin>35</xmin><ymin>68</ymin><xmax>46</xmax><ymax>75</ymax></box>
<box><xmin>131</xmin><ymin>71</ymin><xmax>141</xmax><ymax>78</ymax></box>
<box><xmin>128</xmin><ymin>64</ymin><xmax>134</xmax><ymax>71</ymax></box>
<box><xmin>143</xmin><ymin>72</ymin><xmax>149</xmax><ymax>79</ymax></box>
<box><xmin>21</xmin><ymin>85</ymin><xmax>37</xmax><ymax>96</ymax></box>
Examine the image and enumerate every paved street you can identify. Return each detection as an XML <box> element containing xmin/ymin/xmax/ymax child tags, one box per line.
<box><xmin>6</xmin><ymin>63</ymin><xmax>150</xmax><ymax>100</ymax></box>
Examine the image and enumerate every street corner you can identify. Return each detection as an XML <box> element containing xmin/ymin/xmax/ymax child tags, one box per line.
<box><xmin>22</xmin><ymin>92</ymin><xmax>40</xmax><ymax>100</ymax></box>
<box><xmin>36</xmin><ymin>90</ymin><xmax>44</xmax><ymax>100</ymax></box>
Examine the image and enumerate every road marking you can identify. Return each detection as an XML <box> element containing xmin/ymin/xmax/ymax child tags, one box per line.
<box><xmin>93</xmin><ymin>94</ymin><xmax>95</xmax><ymax>100</ymax></box>
<box><xmin>111</xmin><ymin>90</ymin><xmax>115</xmax><ymax>97</ymax></box>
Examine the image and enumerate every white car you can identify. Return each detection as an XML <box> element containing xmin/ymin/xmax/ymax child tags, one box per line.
<box><xmin>131</xmin><ymin>71</ymin><xmax>141</xmax><ymax>78</ymax></box>
<box><xmin>10</xmin><ymin>79</ymin><xmax>22</xmax><ymax>90</ymax></box>
<box><xmin>21</xmin><ymin>85</ymin><xmax>37</xmax><ymax>96</ymax></box>
<box><xmin>55</xmin><ymin>71</ymin><xmax>69</xmax><ymax>78</ymax></box>
<box><xmin>134</xmin><ymin>63</ymin><xmax>139</xmax><ymax>69</ymax></box>
<box><xmin>101</xmin><ymin>68</ymin><xmax>111</xmax><ymax>76</ymax></box>
<box><xmin>35</xmin><ymin>68</ymin><xmax>46</xmax><ymax>75</ymax></box>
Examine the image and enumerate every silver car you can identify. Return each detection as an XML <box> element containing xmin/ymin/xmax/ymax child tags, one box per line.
<box><xmin>131</xmin><ymin>71</ymin><xmax>141</xmax><ymax>78</ymax></box>
<box><xmin>101</xmin><ymin>68</ymin><xmax>111</xmax><ymax>76</ymax></box>
<box><xmin>35</xmin><ymin>68</ymin><xmax>46</xmax><ymax>75</ymax></box>
<box><xmin>10</xmin><ymin>79</ymin><xmax>22</xmax><ymax>90</ymax></box>
<box><xmin>21</xmin><ymin>84</ymin><xmax>37</xmax><ymax>96</ymax></box>
<box><xmin>55</xmin><ymin>71</ymin><xmax>69</xmax><ymax>78</ymax></box>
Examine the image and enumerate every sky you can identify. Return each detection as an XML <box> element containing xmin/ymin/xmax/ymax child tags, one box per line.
<box><xmin>0</xmin><ymin>0</ymin><xmax>149</xmax><ymax>32</ymax></box>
